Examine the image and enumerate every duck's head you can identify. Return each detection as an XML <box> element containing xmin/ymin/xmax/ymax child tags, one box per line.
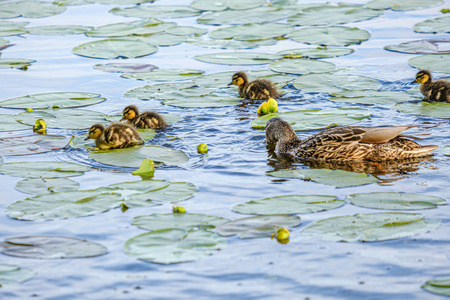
<box><xmin>411</xmin><ymin>70</ymin><xmax>432</xmax><ymax>84</ymax></box>
<box><xmin>228</xmin><ymin>71</ymin><xmax>248</xmax><ymax>87</ymax></box>
<box><xmin>85</xmin><ymin>124</ymin><xmax>104</xmax><ymax>140</ymax></box>
<box><xmin>121</xmin><ymin>105</ymin><xmax>139</xmax><ymax>121</ymax></box>
<box><xmin>265</xmin><ymin>117</ymin><xmax>297</xmax><ymax>144</ymax></box>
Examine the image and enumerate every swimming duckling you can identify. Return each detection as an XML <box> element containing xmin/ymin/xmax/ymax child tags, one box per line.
<box><xmin>265</xmin><ymin>117</ymin><xmax>438</xmax><ymax>161</ymax></box>
<box><xmin>121</xmin><ymin>105</ymin><xmax>168</xmax><ymax>129</ymax></box>
<box><xmin>228</xmin><ymin>71</ymin><xmax>280</xmax><ymax>100</ymax></box>
<box><xmin>411</xmin><ymin>69</ymin><xmax>450</xmax><ymax>102</ymax></box>
<box><xmin>85</xmin><ymin>123</ymin><xmax>144</xmax><ymax>150</ymax></box>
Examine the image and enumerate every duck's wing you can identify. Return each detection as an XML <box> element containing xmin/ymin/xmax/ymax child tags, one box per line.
<box><xmin>359</xmin><ymin>125</ymin><xmax>420</xmax><ymax>144</ymax></box>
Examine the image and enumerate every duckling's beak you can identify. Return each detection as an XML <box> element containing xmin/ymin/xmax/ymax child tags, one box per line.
<box><xmin>84</xmin><ymin>136</ymin><xmax>90</xmax><ymax>141</ymax></box>
<box><xmin>227</xmin><ymin>81</ymin><xmax>233</xmax><ymax>86</ymax></box>
<box><xmin>119</xmin><ymin>116</ymin><xmax>126</xmax><ymax>121</ymax></box>
<box><xmin>410</xmin><ymin>79</ymin><xmax>417</xmax><ymax>84</ymax></box>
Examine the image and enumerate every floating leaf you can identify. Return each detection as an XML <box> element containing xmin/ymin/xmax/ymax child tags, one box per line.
<box><xmin>209</xmin><ymin>23</ymin><xmax>294</xmax><ymax>41</ymax></box>
<box><xmin>122</xmin><ymin>182</ymin><xmax>197</xmax><ymax>206</ymax></box>
<box><xmin>94</xmin><ymin>63</ymin><xmax>158</xmax><ymax>73</ymax></box>
<box><xmin>367</xmin><ymin>0</ymin><xmax>443</xmax><ymax>11</ymax></box>
<box><xmin>302</xmin><ymin>212</ymin><xmax>440</xmax><ymax>242</ymax></box>
<box><xmin>443</xmin><ymin>145</ymin><xmax>450</xmax><ymax>155</ymax></box>
<box><xmin>194</xmin><ymin>52</ymin><xmax>281</xmax><ymax>65</ymax></box>
<box><xmin>86</xmin><ymin>0</ymin><xmax>155</xmax><ymax>4</ymax></box>
<box><xmin>0</xmin><ymin>134</ymin><xmax>70</xmax><ymax>156</ymax></box>
<box><xmin>409</xmin><ymin>53</ymin><xmax>450</xmax><ymax>73</ymax></box>
<box><xmin>268</xmin><ymin>169</ymin><xmax>379</xmax><ymax>188</ymax></box>
<box><xmin>394</xmin><ymin>102</ymin><xmax>450</xmax><ymax>119</ymax></box>
<box><xmin>422</xmin><ymin>278</ymin><xmax>450</xmax><ymax>297</ymax></box>
<box><xmin>0</xmin><ymin>1</ymin><xmax>66</xmax><ymax>19</ymax></box>
<box><xmin>132</xmin><ymin>213</ymin><xmax>229</xmax><ymax>231</ymax></box>
<box><xmin>1</xmin><ymin>92</ymin><xmax>105</xmax><ymax>109</ymax></box>
<box><xmin>132</xmin><ymin>158</ymin><xmax>155</xmax><ymax>178</ymax></box>
<box><xmin>278</xmin><ymin>47</ymin><xmax>353</xmax><ymax>59</ymax></box>
<box><xmin>165</xmin><ymin>26</ymin><xmax>207</xmax><ymax>36</ymax></box>
<box><xmin>15</xmin><ymin>178</ymin><xmax>80</xmax><ymax>195</ymax></box>
<box><xmin>414</xmin><ymin>16</ymin><xmax>450</xmax><ymax>34</ymax></box>
<box><xmin>126</xmin><ymin>33</ymin><xmax>187</xmax><ymax>47</ymax></box>
<box><xmin>293</xmin><ymin>72</ymin><xmax>380</xmax><ymax>93</ymax></box>
<box><xmin>163</xmin><ymin>95</ymin><xmax>241</xmax><ymax>108</ymax></box>
<box><xmin>0</xmin><ymin>161</ymin><xmax>90</xmax><ymax>178</ymax></box>
<box><xmin>27</xmin><ymin>25</ymin><xmax>92</xmax><ymax>35</ymax></box>
<box><xmin>190</xmin><ymin>0</ymin><xmax>227</xmax><ymax>11</ymax></box>
<box><xmin>330</xmin><ymin>90</ymin><xmax>416</xmax><ymax>105</ymax></box>
<box><xmin>289</xmin><ymin>26</ymin><xmax>370</xmax><ymax>46</ymax></box>
<box><xmin>0</xmin><ymin>236</ymin><xmax>107</xmax><ymax>258</ymax></box>
<box><xmin>385</xmin><ymin>38</ymin><xmax>450</xmax><ymax>54</ymax></box>
<box><xmin>227</xmin><ymin>0</ymin><xmax>266</xmax><ymax>10</ymax></box>
<box><xmin>347</xmin><ymin>192</ymin><xmax>447</xmax><ymax>210</ymax></box>
<box><xmin>0</xmin><ymin>114</ymin><xmax>31</xmax><ymax>131</ymax></box>
<box><xmin>0</xmin><ymin>264</ymin><xmax>35</xmax><ymax>287</ymax></box>
<box><xmin>124</xmin><ymin>228</ymin><xmax>226</xmax><ymax>264</ymax></box>
<box><xmin>111</xmin><ymin>5</ymin><xmax>201</xmax><ymax>19</ymax></box>
<box><xmin>86</xmin><ymin>19</ymin><xmax>169</xmax><ymax>37</ymax></box>
<box><xmin>0</xmin><ymin>20</ymin><xmax>28</xmax><ymax>37</ymax></box>
<box><xmin>0</xmin><ymin>58</ymin><xmax>36</xmax><ymax>70</ymax></box>
<box><xmin>233</xmin><ymin>195</ymin><xmax>344</xmax><ymax>215</ymax></box>
<box><xmin>251</xmin><ymin>108</ymin><xmax>370</xmax><ymax>131</ymax></box>
<box><xmin>73</xmin><ymin>39</ymin><xmax>158</xmax><ymax>59</ymax></box>
<box><xmin>187</xmin><ymin>36</ymin><xmax>277</xmax><ymax>49</ymax></box>
<box><xmin>216</xmin><ymin>215</ymin><xmax>302</xmax><ymax>239</ymax></box>
<box><xmin>269</xmin><ymin>58</ymin><xmax>335</xmax><ymax>75</ymax></box>
<box><xmin>121</xmin><ymin>69</ymin><xmax>204</xmax><ymax>81</ymax></box>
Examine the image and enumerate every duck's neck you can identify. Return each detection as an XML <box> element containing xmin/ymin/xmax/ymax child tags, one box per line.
<box><xmin>277</xmin><ymin>133</ymin><xmax>302</xmax><ymax>154</ymax></box>
<box><xmin>238</xmin><ymin>83</ymin><xmax>249</xmax><ymax>98</ymax></box>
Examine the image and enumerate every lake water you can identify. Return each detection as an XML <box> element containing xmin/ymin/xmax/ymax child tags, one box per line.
<box><xmin>1</xmin><ymin>0</ymin><xmax>450</xmax><ymax>299</ymax></box>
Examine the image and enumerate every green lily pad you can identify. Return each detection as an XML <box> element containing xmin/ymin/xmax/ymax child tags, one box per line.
<box><xmin>278</xmin><ymin>47</ymin><xmax>354</xmax><ymax>59</ymax></box>
<box><xmin>89</xmin><ymin>145</ymin><xmax>189</xmax><ymax>168</ymax></box>
<box><xmin>228</xmin><ymin>0</ymin><xmax>266</xmax><ymax>10</ymax></box>
<box><xmin>190</xmin><ymin>0</ymin><xmax>227</xmax><ymax>11</ymax></box>
<box><xmin>16</xmin><ymin>177</ymin><xmax>80</xmax><ymax>195</ymax></box>
<box><xmin>110</xmin><ymin>5</ymin><xmax>201</xmax><ymax>19</ymax></box>
<box><xmin>54</xmin><ymin>0</ymin><xmax>91</xmax><ymax>5</ymax></box>
<box><xmin>121</xmin><ymin>69</ymin><xmax>204</xmax><ymax>81</ymax></box>
<box><xmin>0</xmin><ymin>236</ymin><xmax>107</xmax><ymax>258</ymax></box>
<box><xmin>109</xmin><ymin>179</ymin><xmax>169</xmax><ymax>193</ymax></box>
<box><xmin>251</xmin><ymin>108</ymin><xmax>370</xmax><ymax>131</ymax></box>
<box><xmin>87</xmin><ymin>0</ymin><xmax>154</xmax><ymax>4</ymax></box>
<box><xmin>293</xmin><ymin>72</ymin><xmax>380</xmax><ymax>93</ymax></box>
<box><xmin>215</xmin><ymin>215</ymin><xmax>302</xmax><ymax>239</ymax></box>
<box><xmin>0</xmin><ymin>58</ymin><xmax>36</xmax><ymax>69</ymax></box>
<box><xmin>7</xmin><ymin>187</ymin><xmax>123</xmax><ymax>221</ymax></box>
<box><xmin>187</xmin><ymin>37</ymin><xmax>277</xmax><ymax>49</ymax></box>
<box><xmin>126</xmin><ymin>33</ymin><xmax>187</xmax><ymax>47</ymax></box>
<box><xmin>0</xmin><ymin>21</ymin><xmax>28</xmax><ymax>37</ymax></box>
<box><xmin>0</xmin><ymin>114</ymin><xmax>31</xmax><ymax>131</ymax></box>
<box><xmin>443</xmin><ymin>145</ymin><xmax>450</xmax><ymax>155</ymax></box>
<box><xmin>301</xmin><ymin>212</ymin><xmax>440</xmax><ymax>242</ymax></box>
<box><xmin>86</xmin><ymin>19</ymin><xmax>169</xmax><ymax>37</ymax></box>
<box><xmin>131</xmin><ymin>158</ymin><xmax>155</xmax><ymax>178</ymax></box>
<box><xmin>73</xmin><ymin>39</ymin><xmax>158</xmax><ymax>59</ymax></box>
<box><xmin>27</xmin><ymin>25</ymin><xmax>92</xmax><ymax>35</ymax></box>
<box><xmin>330</xmin><ymin>90</ymin><xmax>416</xmax><ymax>105</ymax></box>
<box><xmin>194</xmin><ymin>52</ymin><xmax>281</xmax><ymax>65</ymax></box>
<box><xmin>233</xmin><ymin>195</ymin><xmax>344</xmax><ymax>215</ymax></box>
<box><xmin>124</xmin><ymin>228</ymin><xmax>226</xmax><ymax>264</ymax></box>
<box><xmin>0</xmin><ymin>1</ymin><xmax>66</xmax><ymax>19</ymax></box>
<box><xmin>0</xmin><ymin>161</ymin><xmax>90</xmax><ymax>178</ymax></box>
<box><xmin>422</xmin><ymin>278</ymin><xmax>450</xmax><ymax>297</ymax></box>
<box><xmin>414</xmin><ymin>16</ymin><xmax>450</xmax><ymax>34</ymax></box>
<box><xmin>125</xmin><ymin>82</ymin><xmax>205</xmax><ymax>100</ymax></box>
<box><xmin>385</xmin><ymin>39</ymin><xmax>450</xmax><ymax>54</ymax></box>
<box><xmin>409</xmin><ymin>54</ymin><xmax>450</xmax><ymax>73</ymax></box>
<box><xmin>268</xmin><ymin>169</ymin><xmax>379</xmax><ymax>188</ymax></box>
<box><xmin>394</xmin><ymin>102</ymin><xmax>450</xmax><ymax>119</ymax></box>
<box><xmin>123</xmin><ymin>182</ymin><xmax>197</xmax><ymax>206</ymax></box>
<box><xmin>209</xmin><ymin>23</ymin><xmax>294</xmax><ymax>41</ymax></box>
<box><xmin>367</xmin><ymin>0</ymin><xmax>443</xmax><ymax>11</ymax></box>
<box><xmin>347</xmin><ymin>192</ymin><xmax>447</xmax><ymax>210</ymax></box>
<box><xmin>132</xmin><ymin>213</ymin><xmax>229</xmax><ymax>231</ymax></box>
<box><xmin>0</xmin><ymin>37</ymin><xmax>9</xmax><ymax>46</ymax></box>
<box><xmin>94</xmin><ymin>63</ymin><xmax>158</xmax><ymax>73</ymax></box>
<box><xmin>163</xmin><ymin>95</ymin><xmax>241</xmax><ymax>108</ymax></box>
<box><xmin>269</xmin><ymin>58</ymin><xmax>335</xmax><ymax>75</ymax></box>
<box><xmin>289</xmin><ymin>26</ymin><xmax>370</xmax><ymax>46</ymax></box>
<box><xmin>0</xmin><ymin>134</ymin><xmax>70</xmax><ymax>156</ymax></box>
<box><xmin>0</xmin><ymin>264</ymin><xmax>35</xmax><ymax>287</ymax></box>
<box><xmin>16</xmin><ymin>108</ymin><xmax>109</xmax><ymax>129</ymax></box>
<box><xmin>165</xmin><ymin>26</ymin><xmax>207</xmax><ymax>36</ymax></box>
<box><xmin>1</xmin><ymin>92</ymin><xmax>105</xmax><ymax>109</ymax></box>
<box><xmin>288</xmin><ymin>4</ymin><xmax>382</xmax><ymax>26</ymax></box>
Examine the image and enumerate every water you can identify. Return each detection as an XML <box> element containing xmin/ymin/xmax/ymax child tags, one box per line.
<box><xmin>1</xmin><ymin>0</ymin><xmax>450</xmax><ymax>299</ymax></box>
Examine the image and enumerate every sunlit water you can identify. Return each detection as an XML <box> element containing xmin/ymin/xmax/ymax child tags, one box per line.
<box><xmin>1</xmin><ymin>0</ymin><xmax>450</xmax><ymax>299</ymax></box>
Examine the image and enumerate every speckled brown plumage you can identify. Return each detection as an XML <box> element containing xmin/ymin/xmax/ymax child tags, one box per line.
<box><xmin>85</xmin><ymin>123</ymin><xmax>144</xmax><ymax>150</ymax></box>
<box><xmin>412</xmin><ymin>69</ymin><xmax>450</xmax><ymax>103</ymax></box>
<box><xmin>121</xmin><ymin>105</ymin><xmax>168</xmax><ymax>129</ymax></box>
<box><xmin>228</xmin><ymin>71</ymin><xmax>280</xmax><ymax>100</ymax></box>
<box><xmin>265</xmin><ymin>117</ymin><xmax>438</xmax><ymax>161</ymax></box>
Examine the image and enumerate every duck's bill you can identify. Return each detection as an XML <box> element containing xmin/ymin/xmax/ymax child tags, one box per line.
<box><xmin>227</xmin><ymin>81</ymin><xmax>233</xmax><ymax>86</ymax></box>
<box><xmin>84</xmin><ymin>136</ymin><xmax>90</xmax><ymax>141</ymax></box>
<box><xmin>410</xmin><ymin>80</ymin><xmax>417</xmax><ymax>84</ymax></box>
<box><xmin>119</xmin><ymin>117</ymin><xmax>125</xmax><ymax>121</ymax></box>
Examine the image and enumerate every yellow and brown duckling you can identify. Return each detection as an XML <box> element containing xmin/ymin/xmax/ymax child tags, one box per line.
<box><xmin>411</xmin><ymin>69</ymin><xmax>450</xmax><ymax>102</ymax></box>
<box><xmin>85</xmin><ymin>122</ymin><xmax>144</xmax><ymax>150</ymax></box>
<box><xmin>228</xmin><ymin>71</ymin><xmax>280</xmax><ymax>100</ymax></box>
<box><xmin>265</xmin><ymin>117</ymin><xmax>438</xmax><ymax>161</ymax></box>
<box><xmin>121</xmin><ymin>105</ymin><xmax>168</xmax><ymax>129</ymax></box>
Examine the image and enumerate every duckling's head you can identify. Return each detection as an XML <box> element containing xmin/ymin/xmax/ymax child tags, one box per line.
<box><xmin>85</xmin><ymin>124</ymin><xmax>104</xmax><ymax>140</ymax></box>
<box><xmin>228</xmin><ymin>71</ymin><xmax>248</xmax><ymax>87</ymax></box>
<box><xmin>121</xmin><ymin>105</ymin><xmax>139</xmax><ymax>121</ymax></box>
<box><xmin>411</xmin><ymin>70</ymin><xmax>432</xmax><ymax>84</ymax></box>
<box><xmin>265</xmin><ymin>117</ymin><xmax>298</xmax><ymax>144</ymax></box>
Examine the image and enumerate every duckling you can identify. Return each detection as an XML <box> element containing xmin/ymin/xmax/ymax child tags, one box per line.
<box><xmin>228</xmin><ymin>71</ymin><xmax>280</xmax><ymax>100</ymax></box>
<box><xmin>120</xmin><ymin>105</ymin><xmax>168</xmax><ymax>129</ymax></box>
<box><xmin>411</xmin><ymin>69</ymin><xmax>450</xmax><ymax>102</ymax></box>
<box><xmin>265</xmin><ymin>117</ymin><xmax>438</xmax><ymax>161</ymax></box>
<box><xmin>85</xmin><ymin>123</ymin><xmax>144</xmax><ymax>150</ymax></box>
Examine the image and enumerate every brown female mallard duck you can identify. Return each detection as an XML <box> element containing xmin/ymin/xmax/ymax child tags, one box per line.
<box><xmin>265</xmin><ymin>117</ymin><xmax>438</xmax><ymax>161</ymax></box>
<box><xmin>85</xmin><ymin>123</ymin><xmax>144</xmax><ymax>150</ymax></box>
<box><xmin>411</xmin><ymin>69</ymin><xmax>450</xmax><ymax>102</ymax></box>
<box><xmin>121</xmin><ymin>105</ymin><xmax>168</xmax><ymax>129</ymax></box>
<box><xmin>228</xmin><ymin>71</ymin><xmax>280</xmax><ymax>100</ymax></box>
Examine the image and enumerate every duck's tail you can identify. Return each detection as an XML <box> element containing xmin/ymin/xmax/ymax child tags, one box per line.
<box><xmin>404</xmin><ymin>144</ymin><xmax>439</xmax><ymax>157</ymax></box>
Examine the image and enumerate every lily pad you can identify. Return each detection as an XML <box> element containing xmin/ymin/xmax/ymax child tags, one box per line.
<box><xmin>111</xmin><ymin>5</ymin><xmax>201</xmax><ymax>19</ymax></box>
<box><xmin>89</xmin><ymin>145</ymin><xmax>189</xmax><ymax>168</ymax></box>
<box><xmin>132</xmin><ymin>213</ymin><xmax>229</xmax><ymax>231</ymax></box>
<box><xmin>269</xmin><ymin>58</ymin><xmax>335</xmax><ymax>75</ymax></box>
<box><xmin>0</xmin><ymin>264</ymin><xmax>35</xmax><ymax>287</ymax></box>
<box><xmin>94</xmin><ymin>63</ymin><xmax>158</xmax><ymax>73</ymax></box>
<box><xmin>0</xmin><ymin>161</ymin><xmax>90</xmax><ymax>178</ymax></box>
<box><xmin>163</xmin><ymin>95</ymin><xmax>241</xmax><ymax>108</ymax></box>
<box><xmin>330</xmin><ymin>90</ymin><xmax>416</xmax><ymax>105</ymax></box>
<box><xmin>73</xmin><ymin>39</ymin><xmax>158</xmax><ymax>59</ymax></box>
<box><xmin>6</xmin><ymin>187</ymin><xmax>123</xmax><ymax>221</ymax></box>
<box><xmin>188</xmin><ymin>37</ymin><xmax>277</xmax><ymax>49</ymax></box>
<box><xmin>385</xmin><ymin>38</ymin><xmax>450</xmax><ymax>54</ymax></box>
<box><xmin>0</xmin><ymin>134</ymin><xmax>70</xmax><ymax>156</ymax></box>
<box><xmin>194</xmin><ymin>52</ymin><xmax>281</xmax><ymax>65</ymax></box>
<box><xmin>190</xmin><ymin>0</ymin><xmax>227</xmax><ymax>11</ymax></box>
<box><xmin>215</xmin><ymin>215</ymin><xmax>302</xmax><ymax>239</ymax></box>
<box><xmin>443</xmin><ymin>145</ymin><xmax>450</xmax><ymax>155</ymax></box>
<box><xmin>15</xmin><ymin>178</ymin><xmax>80</xmax><ymax>195</ymax></box>
<box><xmin>87</xmin><ymin>0</ymin><xmax>155</xmax><ymax>4</ymax></box>
<box><xmin>251</xmin><ymin>108</ymin><xmax>370</xmax><ymax>131</ymax></box>
<box><xmin>126</xmin><ymin>33</ymin><xmax>187</xmax><ymax>47</ymax></box>
<box><xmin>409</xmin><ymin>54</ymin><xmax>450</xmax><ymax>73</ymax></box>
<box><xmin>0</xmin><ymin>114</ymin><xmax>31</xmax><ymax>131</ymax></box>
<box><xmin>0</xmin><ymin>58</ymin><xmax>36</xmax><ymax>69</ymax></box>
<box><xmin>288</xmin><ymin>4</ymin><xmax>382</xmax><ymax>26</ymax></box>
<box><xmin>278</xmin><ymin>47</ymin><xmax>354</xmax><ymax>59</ymax></box>
<box><xmin>414</xmin><ymin>16</ymin><xmax>450</xmax><ymax>34</ymax></box>
<box><xmin>0</xmin><ymin>20</ymin><xmax>28</xmax><ymax>36</ymax></box>
<box><xmin>1</xmin><ymin>92</ymin><xmax>105</xmax><ymax>109</ymax></box>
<box><xmin>165</xmin><ymin>26</ymin><xmax>207</xmax><ymax>36</ymax></box>
<box><xmin>227</xmin><ymin>0</ymin><xmax>266</xmax><ymax>10</ymax></box>
<box><xmin>422</xmin><ymin>278</ymin><xmax>450</xmax><ymax>297</ymax></box>
<box><xmin>86</xmin><ymin>19</ymin><xmax>169</xmax><ymax>37</ymax></box>
<box><xmin>126</xmin><ymin>82</ymin><xmax>206</xmax><ymax>100</ymax></box>
<box><xmin>0</xmin><ymin>236</ymin><xmax>107</xmax><ymax>258</ymax></box>
<box><xmin>121</xmin><ymin>69</ymin><xmax>204</xmax><ymax>81</ymax></box>
<box><xmin>293</xmin><ymin>72</ymin><xmax>380</xmax><ymax>93</ymax></box>
<box><xmin>16</xmin><ymin>108</ymin><xmax>110</xmax><ymax>129</ymax></box>
<box><xmin>0</xmin><ymin>1</ymin><xmax>66</xmax><ymax>19</ymax></box>
<box><xmin>289</xmin><ymin>26</ymin><xmax>370</xmax><ymax>46</ymax></box>
<box><xmin>347</xmin><ymin>192</ymin><xmax>447</xmax><ymax>210</ymax></box>
<box><xmin>394</xmin><ymin>102</ymin><xmax>450</xmax><ymax>119</ymax></box>
<box><xmin>268</xmin><ymin>169</ymin><xmax>379</xmax><ymax>188</ymax></box>
<box><xmin>367</xmin><ymin>0</ymin><xmax>443</xmax><ymax>11</ymax></box>
<box><xmin>209</xmin><ymin>23</ymin><xmax>294</xmax><ymax>41</ymax></box>
<box><xmin>123</xmin><ymin>182</ymin><xmax>197</xmax><ymax>206</ymax></box>
<box><xmin>124</xmin><ymin>228</ymin><xmax>226</xmax><ymax>264</ymax></box>
<box><xmin>301</xmin><ymin>212</ymin><xmax>440</xmax><ymax>242</ymax></box>
<box><xmin>233</xmin><ymin>195</ymin><xmax>344</xmax><ymax>215</ymax></box>
<box><xmin>27</xmin><ymin>25</ymin><xmax>92</xmax><ymax>35</ymax></box>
